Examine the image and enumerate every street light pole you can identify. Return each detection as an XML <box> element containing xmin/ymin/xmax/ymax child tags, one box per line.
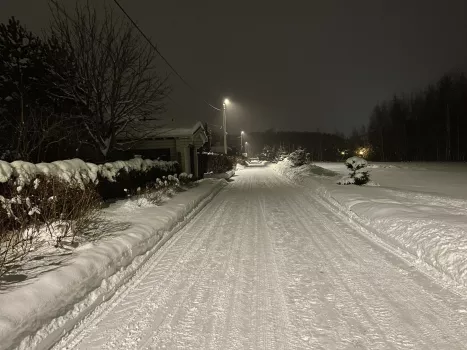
<box><xmin>240</xmin><ymin>131</ymin><xmax>244</xmax><ymax>153</ymax></box>
<box><xmin>223</xmin><ymin>99</ymin><xmax>229</xmax><ymax>154</ymax></box>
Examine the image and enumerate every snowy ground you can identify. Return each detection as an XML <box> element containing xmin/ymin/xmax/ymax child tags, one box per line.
<box><xmin>0</xmin><ymin>180</ymin><xmax>225</xmax><ymax>350</ymax></box>
<box><xmin>315</xmin><ymin>161</ymin><xmax>467</xmax><ymax>199</ymax></box>
<box><xmin>52</xmin><ymin>166</ymin><xmax>467</xmax><ymax>349</ymax></box>
<box><xmin>277</xmin><ymin>161</ymin><xmax>467</xmax><ymax>291</ymax></box>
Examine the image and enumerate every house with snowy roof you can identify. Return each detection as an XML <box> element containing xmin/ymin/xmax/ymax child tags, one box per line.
<box><xmin>116</xmin><ymin>121</ymin><xmax>208</xmax><ymax>178</ymax></box>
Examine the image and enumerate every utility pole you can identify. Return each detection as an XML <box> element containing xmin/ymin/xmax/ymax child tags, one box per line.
<box><xmin>223</xmin><ymin>100</ymin><xmax>228</xmax><ymax>154</ymax></box>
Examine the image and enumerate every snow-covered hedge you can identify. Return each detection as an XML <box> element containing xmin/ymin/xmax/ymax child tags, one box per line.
<box><xmin>0</xmin><ymin>158</ymin><xmax>181</xmax><ymax>201</ymax></box>
<box><xmin>0</xmin><ymin>158</ymin><xmax>179</xmax><ymax>187</ymax></box>
<box><xmin>0</xmin><ymin>158</ymin><xmax>185</xmax><ymax>277</ymax></box>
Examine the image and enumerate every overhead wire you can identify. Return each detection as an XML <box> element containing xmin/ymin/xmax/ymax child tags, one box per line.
<box><xmin>111</xmin><ymin>0</ymin><xmax>222</xmax><ymax>112</ymax></box>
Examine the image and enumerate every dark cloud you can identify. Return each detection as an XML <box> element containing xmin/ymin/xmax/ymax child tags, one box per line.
<box><xmin>2</xmin><ymin>0</ymin><xmax>467</xmax><ymax>134</ymax></box>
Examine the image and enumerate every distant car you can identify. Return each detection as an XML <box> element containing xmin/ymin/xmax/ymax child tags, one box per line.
<box><xmin>249</xmin><ymin>157</ymin><xmax>260</xmax><ymax>163</ymax></box>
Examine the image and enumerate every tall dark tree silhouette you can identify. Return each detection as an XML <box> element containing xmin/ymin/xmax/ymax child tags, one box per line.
<box><xmin>48</xmin><ymin>0</ymin><xmax>170</xmax><ymax>159</ymax></box>
<box><xmin>0</xmin><ymin>17</ymin><xmax>72</xmax><ymax>161</ymax></box>
<box><xmin>366</xmin><ymin>72</ymin><xmax>467</xmax><ymax>161</ymax></box>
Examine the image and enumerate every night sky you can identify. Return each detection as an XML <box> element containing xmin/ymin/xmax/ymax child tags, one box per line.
<box><xmin>1</xmin><ymin>0</ymin><xmax>467</xmax><ymax>135</ymax></box>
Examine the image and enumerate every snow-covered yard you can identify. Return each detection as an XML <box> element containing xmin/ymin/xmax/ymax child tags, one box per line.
<box><xmin>275</xmin><ymin>160</ymin><xmax>467</xmax><ymax>292</ymax></box>
<box><xmin>0</xmin><ymin>179</ymin><xmax>225</xmax><ymax>350</ymax></box>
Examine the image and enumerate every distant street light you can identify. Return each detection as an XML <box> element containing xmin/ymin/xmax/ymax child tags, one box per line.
<box><xmin>241</xmin><ymin>131</ymin><xmax>245</xmax><ymax>153</ymax></box>
<box><xmin>222</xmin><ymin>99</ymin><xmax>230</xmax><ymax>154</ymax></box>
<box><xmin>245</xmin><ymin>141</ymin><xmax>249</xmax><ymax>156</ymax></box>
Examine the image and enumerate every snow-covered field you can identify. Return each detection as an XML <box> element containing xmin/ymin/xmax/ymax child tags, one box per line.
<box><xmin>50</xmin><ymin>167</ymin><xmax>467</xmax><ymax>349</ymax></box>
<box><xmin>0</xmin><ymin>179</ymin><xmax>225</xmax><ymax>350</ymax></box>
<box><xmin>276</xmin><ymin>160</ymin><xmax>467</xmax><ymax>291</ymax></box>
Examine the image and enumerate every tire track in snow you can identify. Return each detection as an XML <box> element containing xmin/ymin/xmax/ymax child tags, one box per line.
<box><xmin>54</xmin><ymin>196</ymin><xmax>229</xmax><ymax>349</ymax></box>
<box><xmin>98</xmin><ymin>201</ymin><xmax>230</xmax><ymax>349</ymax></box>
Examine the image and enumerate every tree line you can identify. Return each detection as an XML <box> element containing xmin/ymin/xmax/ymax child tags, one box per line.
<box><xmin>247</xmin><ymin>129</ymin><xmax>347</xmax><ymax>161</ymax></box>
<box><xmin>0</xmin><ymin>1</ymin><xmax>169</xmax><ymax>163</ymax></box>
<box><xmin>367</xmin><ymin>73</ymin><xmax>467</xmax><ymax>161</ymax></box>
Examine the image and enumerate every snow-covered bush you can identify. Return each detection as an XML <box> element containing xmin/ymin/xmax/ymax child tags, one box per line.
<box><xmin>134</xmin><ymin>173</ymin><xmax>194</xmax><ymax>207</ymax></box>
<box><xmin>288</xmin><ymin>148</ymin><xmax>310</xmax><ymax>167</ymax></box>
<box><xmin>337</xmin><ymin>156</ymin><xmax>370</xmax><ymax>186</ymax></box>
<box><xmin>0</xmin><ymin>175</ymin><xmax>101</xmax><ymax>276</ymax></box>
<box><xmin>178</xmin><ymin>173</ymin><xmax>193</xmax><ymax>185</ymax></box>
<box><xmin>0</xmin><ymin>156</ymin><xmax>192</xmax><ymax>276</ymax></box>
<box><xmin>0</xmin><ymin>157</ymin><xmax>186</xmax><ymax>276</ymax></box>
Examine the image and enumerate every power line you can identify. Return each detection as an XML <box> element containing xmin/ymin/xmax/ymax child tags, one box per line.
<box><xmin>111</xmin><ymin>0</ymin><xmax>221</xmax><ymax>112</ymax></box>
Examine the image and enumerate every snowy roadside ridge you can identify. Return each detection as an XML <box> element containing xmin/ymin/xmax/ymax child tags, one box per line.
<box><xmin>203</xmin><ymin>169</ymin><xmax>235</xmax><ymax>179</ymax></box>
<box><xmin>273</xmin><ymin>162</ymin><xmax>467</xmax><ymax>295</ymax></box>
<box><xmin>0</xmin><ymin>179</ymin><xmax>226</xmax><ymax>350</ymax></box>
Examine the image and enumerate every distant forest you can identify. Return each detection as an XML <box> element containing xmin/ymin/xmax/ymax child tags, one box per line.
<box><xmin>367</xmin><ymin>72</ymin><xmax>467</xmax><ymax>161</ymax></box>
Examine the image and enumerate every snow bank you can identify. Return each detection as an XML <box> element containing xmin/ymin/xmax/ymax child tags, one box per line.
<box><xmin>274</xmin><ymin>160</ymin><xmax>467</xmax><ymax>291</ymax></box>
<box><xmin>0</xmin><ymin>158</ymin><xmax>179</xmax><ymax>186</ymax></box>
<box><xmin>0</xmin><ymin>179</ymin><xmax>226</xmax><ymax>350</ymax></box>
<box><xmin>203</xmin><ymin>169</ymin><xmax>235</xmax><ymax>179</ymax></box>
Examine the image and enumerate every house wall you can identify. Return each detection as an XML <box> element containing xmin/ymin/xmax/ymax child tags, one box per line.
<box><xmin>129</xmin><ymin>128</ymin><xmax>208</xmax><ymax>177</ymax></box>
<box><xmin>175</xmin><ymin>138</ymin><xmax>192</xmax><ymax>174</ymax></box>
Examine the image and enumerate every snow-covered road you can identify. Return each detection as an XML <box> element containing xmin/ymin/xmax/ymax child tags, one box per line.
<box><xmin>54</xmin><ymin>167</ymin><xmax>467</xmax><ymax>350</ymax></box>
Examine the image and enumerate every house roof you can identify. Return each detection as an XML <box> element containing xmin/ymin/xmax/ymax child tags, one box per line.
<box><xmin>118</xmin><ymin>121</ymin><xmax>207</xmax><ymax>142</ymax></box>
<box><xmin>153</xmin><ymin>121</ymin><xmax>205</xmax><ymax>138</ymax></box>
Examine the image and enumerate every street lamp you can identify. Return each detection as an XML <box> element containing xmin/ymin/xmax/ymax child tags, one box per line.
<box><xmin>240</xmin><ymin>131</ymin><xmax>244</xmax><ymax>153</ymax></box>
<box><xmin>245</xmin><ymin>141</ymin><xmax>249</xmax><ymax>156</ymax></box>
<box><xmin>222</xmin><ymin>99</ymin><xmax>230</xmax><ymax>154</ymax></box>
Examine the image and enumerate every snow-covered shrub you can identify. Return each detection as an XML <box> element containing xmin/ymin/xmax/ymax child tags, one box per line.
<box><xmin>0</xmin><ymin>157</ymin><xmax>186</xmax><ymax>276</ymax></box>
<box><xmin>135</xmin><ymin>173</ymin><xmax>192</xmax><ymax>207</ymax></box>
<box><xmin>0</xmin><ymin>175</ymin><xmax>101</xmax><ymax>276</ymax></box>
<box><xmin>288</xmin><ymin>148</ymin><xmax>310</xmax><ymax>167</ymax></box>
<box><xmin>337</xmin><ymin>156</ymin><xmax>370</xmax><ymax>186</ymax></box>
<box><xmin>178</xmin><ymin>172</ymin><xmax>193</xmax><ymax>185</ymax></box>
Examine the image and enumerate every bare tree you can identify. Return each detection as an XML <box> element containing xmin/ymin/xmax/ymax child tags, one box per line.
<box><xmin>1</xmin><ymin>107</ymin><xmax>74</xmax><ymax>162</ymax></box>
<box><xmin>48</xmin><ymin>0</ymin><xmax>170</xmax><ymax>158</ymax></box>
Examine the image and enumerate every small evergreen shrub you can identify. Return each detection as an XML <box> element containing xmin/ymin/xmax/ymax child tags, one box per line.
<box><xmin>337</xmin><ymin>156</ymin><xmax>370</xmax><ymax>186</ymax></box>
